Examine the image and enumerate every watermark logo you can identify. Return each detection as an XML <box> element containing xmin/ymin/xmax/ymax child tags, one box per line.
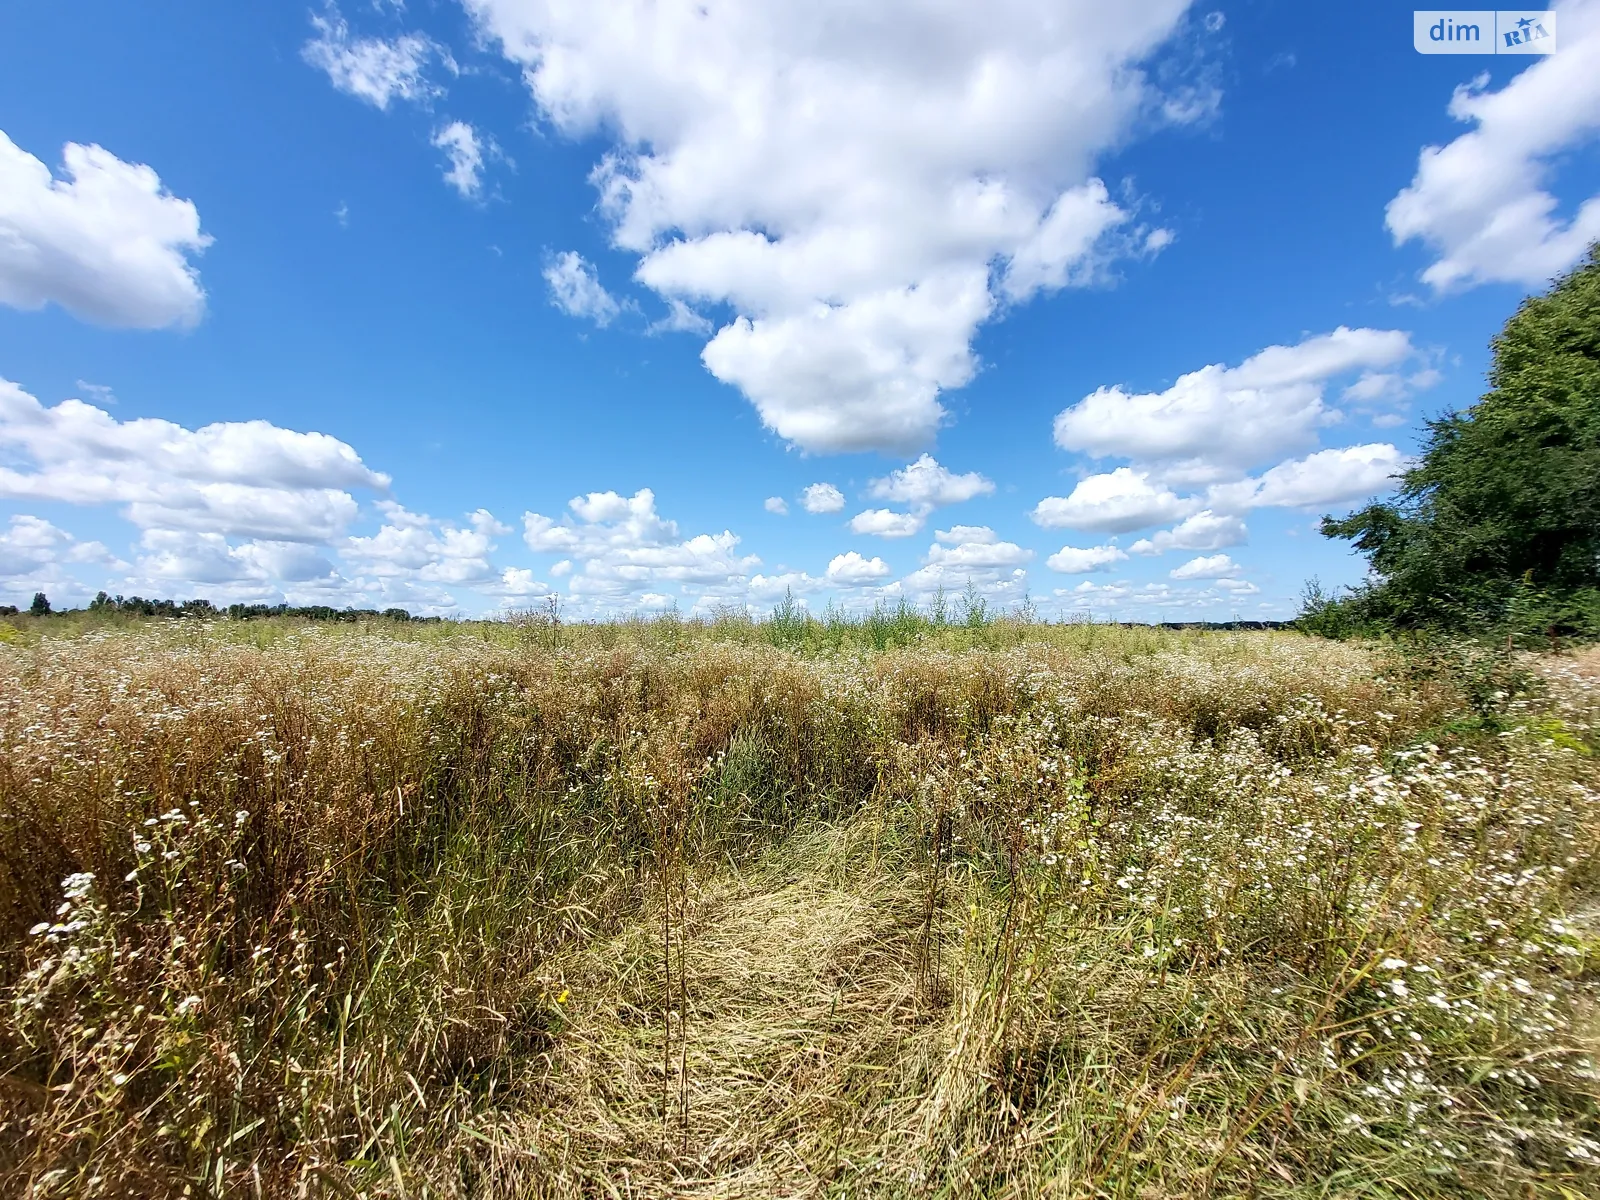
<box><xmin>1414</xmin><ymin>10</ymin><xmax>1556</xmax><ymax>53</ymax></box>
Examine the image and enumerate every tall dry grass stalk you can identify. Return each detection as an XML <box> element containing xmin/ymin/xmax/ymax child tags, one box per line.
<box><xmin>0</xmin><ymin>620</ymin><xmax>1596</xmax><ymax>1197</ymax></box>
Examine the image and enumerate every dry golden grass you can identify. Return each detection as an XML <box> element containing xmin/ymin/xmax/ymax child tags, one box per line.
<box><xmin>1</xmin><ymin>620</ymin><xmax>1597</xmax><ymax>1197</ymax></box>
<box><xmin>1572</xmin><ymin>644</ymin><xmax>1600</xmax><ymax>679</ymax></box>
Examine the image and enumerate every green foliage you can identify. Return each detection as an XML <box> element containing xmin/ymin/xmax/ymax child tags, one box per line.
<box><xmin>1291</xmin><ymin>577</ymin><xmax>1367</xmax><ymax>640</ymax></box>
<box><xmin>1386</xmin><ymin>632</ymin><xmax>1541</xmax><ymax>733</ymax></box>
<box><xmin>765</xmin><ymin>587</ymin><xmax>807</xmax><ymax>649</ymax></box>
<box><xmin>225</xmin><ymin>601</ymin><xmax>427</xmax><ymax>623</ymax></box>
<box><xmin>29</xmin><ymin>592</ymin><xmax>51</xmax><ymax>617</ymax></box>
<box><xmin>1321</xmin><ymin>246</ymin><xmax>1600</xmax><ymax>638</ymax></box>
<box><xmin>958</xmin><ymin>578</ymin><xmax>990</xmax><ymax>629</ymax></box>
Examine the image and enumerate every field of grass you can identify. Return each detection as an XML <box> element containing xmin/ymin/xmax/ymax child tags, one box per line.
<box><xmin>1</xmin><ymin>617</ymin><xmax>1597</xmax><ymax>1197</ymax></box>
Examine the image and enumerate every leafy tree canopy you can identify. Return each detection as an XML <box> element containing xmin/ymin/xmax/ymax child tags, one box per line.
<box><xmin>1319</xmin><ymin>246</ymin><xmax>1600</xmax><ymax>636</ymax></box>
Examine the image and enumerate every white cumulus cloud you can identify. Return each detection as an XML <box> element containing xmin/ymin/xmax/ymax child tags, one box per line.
<box><xmin>748</xmin><ymin>570</ymin><xmax>826</xmax><ymax>600</ymax></box>
<box><xmin>826</xmin><ymin>551</ymin><xmax>892</xmax><ymax>587</ymax></box>
<box><xmin>1387</xmin><ymin>0</ymin><xmax>1600</xmax><ymax>292</ymax></box>
<box><xmin>522</xmin><ymin>487</ymin><xmax>759</xmax><ymax>611</ymax></box>
<box><xmin>343</xmin><ymin>503</ymin><xmax>510</xmax><ymax>586</ymax></box>
<box><xmin>924</xmin><ymin>538</ymin><xmax>1031</xmax><ymax>570</ymax></box>
<box><xmin>0</xmin><ymin>377</ymin><xmax>389</xmax><ymax>542</ymax></box>
<box><xmin>0</xmin><ymin>129</ymin><xmax>210</xmax><ymax>329</ymax></box>
<box><xmin>132</xmin><ymin>530</ymin><xmax>340</xmax><ymax>591</ymax></box>
<box><xmin>900</xmin><ymin>529</ymin><xmax>1031</xmax><ymax>596</ymax></box>
<box><xmin>763</xmin><ymin>496</ymin><xmax>789</xmax><ymax>515</ymax></box>
<box><xmin>1210</xmin><ymin>444</ymin><xmax>1409</xmax><ymax>511</ymax></box>
<box><xmin>1002</xmin><ymin>179</ymin><xmax>1159</xmax><ymax>300</ymax></box>
<box><xmin>800</xmin><ymin>483</ymin><xmax>846</xmax><ymax>514</ymax></box>
<box><xmin>848</xmin><ymin>508</ymin><xmax>925</xmax><ymax>539</ymax></box>
<box><xmin>1128</xmin><ymin>509</ymin><xmax>1248</xmax><ymax>555</ymax></box>
<box><xmin>1170</xmin><ymin>553</ymin><xmax>1240</xmax><ymax>580</ymax></box>
<box><xmin>867</xmin><ymin>454</ymin><xmax>994</xmax><ymax>510</ymax></box>
<box><xmin>934</xmin><ymin>525</ymin><xmax>998</xmax><ymax>546</ymax></box>
<box><xmin>1031</xmin><ymin>468</ymin><xmax>1195</xmax><ymax>534</ymax></box>
<box><xmin>0</xmin><ymin>515</ymin><xmax>122</xmax><ymax>604</ymax></box>
<box><xmin>1046</xmin><ymin>544</ymin><xmax>1128</xmax><ymax>573</ymax></box>
<box><xmin>464</xmin><ymin>0</ymin><xmax>1201</xmax><ymax>452</ymax></box>
<box><xmin>1053</xmin><ymin>327</ymin><xmax>1416</xmax><ymax>481</ymax></box>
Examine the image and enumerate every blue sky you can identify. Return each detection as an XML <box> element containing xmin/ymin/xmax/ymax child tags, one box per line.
<box><xmin>2</xmin><ymin>1</ymin><xmax>1598</xmax><ymax>619</ymax></box>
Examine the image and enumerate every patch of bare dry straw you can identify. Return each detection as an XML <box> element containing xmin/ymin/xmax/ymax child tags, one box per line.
<box><xmin>1</xmin><ymin>622</ymin><xmax>1597</xmax><ymax>1197</ymax></box>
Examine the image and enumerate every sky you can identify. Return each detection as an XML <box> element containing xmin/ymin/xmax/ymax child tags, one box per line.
<box><xmin>1</xmin><ymin>1</ymin><xmax>1598</xmax><ymax>621</ymax></box>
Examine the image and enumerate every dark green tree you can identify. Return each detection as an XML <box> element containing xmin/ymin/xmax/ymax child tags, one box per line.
<box><xmin>29</xmin><ymin>592</ymin><xmax>51</xmax><ymax>616</ymax></box>
<box><xmin>1321</xmin><ymin>246</ymin><xmax>1600</xmax><ymax>635</ymax></box>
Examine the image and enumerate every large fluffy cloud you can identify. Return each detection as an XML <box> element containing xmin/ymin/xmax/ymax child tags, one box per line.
<box><xmin>847</xmin><ymin>454</ymin><xmax>994</xmax><ymax>539</ymax></box>
<box><xmin>464</xmin><ymin>0</ymin><xmax>1199</xmax><ymax>452</ymax></box>
<box><xmin>0</xmin><ymin>130</ymin><xmax>210</xmax><ymax>329</ymax></box>
<box><xmin>1046</xmin><ymin>544</ymin><xmax>1128</xmax><ymax>574</ymax></box>
<box><xmin>826</xmin><ymin>551</ymin><xmax>893</xmax><ymax>587</ymax></box>
<box><xmin>1387</xmin><ymin>0</ymin><xmax>1600</xmax><ymax>292</ymax></box>
<box><xmin>0</xmin><ymin>378</ymin><xmax>389</xmax><ymax>542</ymax></box>
<box><xmin>800</xmin><ymin>483</ymin><xmax>845</xmax><ymax>514</ymax></box>
<box><xmin>0</xmin><ymin>515</ymin><xmax>121</xmax><ymax>604</ymax></box>
<box><xmin>1053</xmin><ymin>328</ymin><xmax>1415</xmax><ymax>480</ymax></box>
<box><xmin>867</xmin><ymin>454</ymin><xmax>994</xmax><ymax>509</ymax></box>
<box><xmin>1040</xmin><ymin>328</ymin><xmax>1433</xmax><ymax>546</ymax></box>
<box><xmin>1031</xmin><ymin>468</ymin><xmax>1194</xmax><ymax>534</ymax></box>
<box><xmin>344</xmin><ymin>504</ymin><xmax>510</xmax><ymax>586</ymax></box>
<box><xmin>1129</xmin><ymin>510</ymin><xmax>1247</xmax><ymax>555</ymax></box>
<box><xmin>1208</xmin><ymin>444</ymin><xmax>1411</xmax><ymax>512</ymax></box>
<box><xmin>1170</xmin><ymin>553</ymin><xmax>1239</xmax><ymax>580</ymax></box>
<box><xmin>848</xmin><ymin>509</ymin><xmax>926</xmax><ymax>539</ymax></box>
<box><xmin>132</xmin><ymin>531</ymin><xmax>341</xmax><ymax>591</ymax></box>
<box><xmin>1</xmin><ymin>515</ymin><xmax>101</xmax><ymax>574</ymax></box>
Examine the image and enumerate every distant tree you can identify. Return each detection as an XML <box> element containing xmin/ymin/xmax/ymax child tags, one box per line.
<box><xmin>29</xmin><ymin>592</ymin><xmax>51</xmax><ymax>616</ymax></box>
<box><xmin>1320</xmin><ymin>246</ymin><xmax>1600</xmax><ymax>636</ymax></box>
